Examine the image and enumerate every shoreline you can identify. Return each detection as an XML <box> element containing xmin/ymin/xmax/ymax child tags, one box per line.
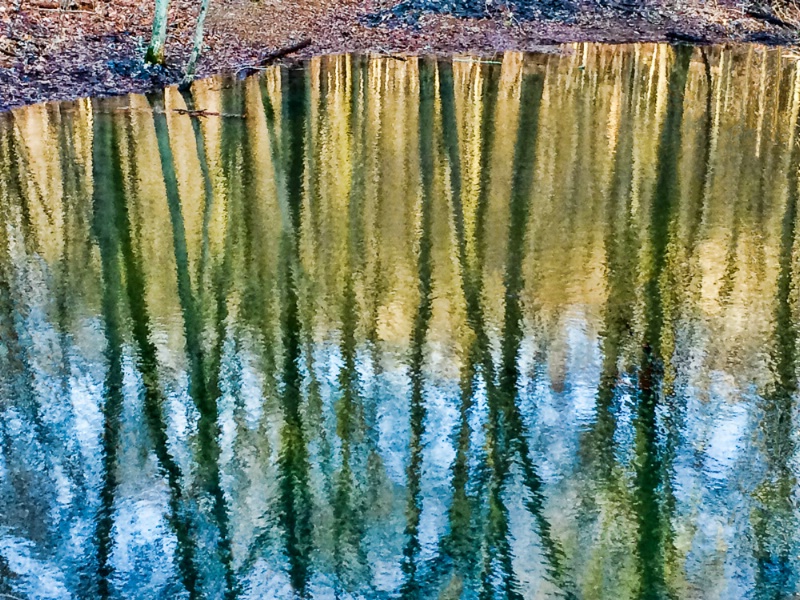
<box><xmin>1</xmin><ymin>0</ymin><xmax>796</xmax><ymax>112</ymax></box>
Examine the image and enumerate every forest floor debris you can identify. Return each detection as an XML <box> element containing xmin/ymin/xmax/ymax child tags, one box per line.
<box><xmin>0</xmin><ymin>0</ymin><xmax>797</xmax><ymax>111</ymax></box>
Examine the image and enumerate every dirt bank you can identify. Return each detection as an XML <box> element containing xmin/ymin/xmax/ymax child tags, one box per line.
<box><xmin>0</xmin><ymin>0</ymin><xmax>796</xmax><ymax>111</ymax></box>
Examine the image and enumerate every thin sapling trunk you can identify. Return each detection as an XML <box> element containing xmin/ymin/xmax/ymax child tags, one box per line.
<box><xmin>146</xmin><ymin>0</ymin><xmax>170</xmax><ymax>65</ymax></box>
<box><xmin>180</xmin><ymin>0</ymin><xmax>211</xmax><ymax>89</ymax></box>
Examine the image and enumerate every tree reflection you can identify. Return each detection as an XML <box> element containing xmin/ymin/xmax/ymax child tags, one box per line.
<box><xmin>88</xmin><ymin>101</ymin><xmax>126</xmax><ymax>599</ymax></box>
<box><xmin>752</xmin><ymin>61</ymin><xmax>800</xmax><ymax>600</ymax></box>
<box><xmin>2</xmin><ymin>46</ymin><xmax>800</xmax><ymax>600</ymax></box>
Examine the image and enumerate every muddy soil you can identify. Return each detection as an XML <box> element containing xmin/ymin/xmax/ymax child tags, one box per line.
<box><xmin>0</xmin><ymin>0</ymin><xmax>796</xmax><ymax>111</ymax></box>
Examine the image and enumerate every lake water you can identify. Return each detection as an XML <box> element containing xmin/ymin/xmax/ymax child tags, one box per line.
<box><xmin>0</xmin><ymin>45</ymin><xmax>799</xmax><ymax>599</ymax></box>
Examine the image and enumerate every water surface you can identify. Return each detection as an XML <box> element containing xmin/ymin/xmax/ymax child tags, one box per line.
<box><xmin>1</xmin><ymin>45</ymin><xmax>799</xmax><ymax>599</ymax></box>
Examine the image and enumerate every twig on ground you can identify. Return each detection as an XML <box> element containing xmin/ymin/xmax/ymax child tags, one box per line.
<box><xmin>23</xmin><ymin>6</ymin><xmax>95</xmax><ymax>13</ymax></box>
<box><xmin>257</xmin><ymin>38</ymin><xmax>312</xmax><ymax>65</ymax></box>
<box><xmin>234</xmin><ymin>38</ymin><xmax>312</xmax><ymax>78</ymax></box>
<box><xmin>746</xmin><ymin>8</ymin><xmax>795</xmax><ymax>29</ymax></box>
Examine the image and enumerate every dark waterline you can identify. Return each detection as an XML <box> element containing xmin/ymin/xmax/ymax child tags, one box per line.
<box><xmin>0</xmin><ymin>46</ymin><xmax>798</xmax><ymax>599</ymax></box>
